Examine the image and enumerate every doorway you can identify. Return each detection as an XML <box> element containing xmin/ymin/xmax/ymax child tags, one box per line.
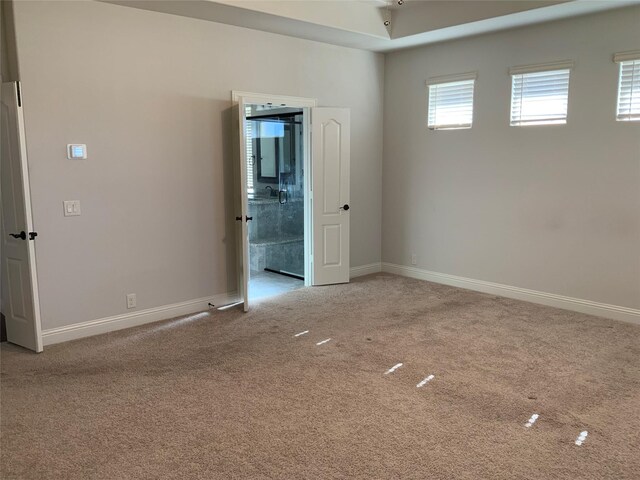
<box><xmin>244</xmin><ymin>105</ymin><xmax>306</xmax><ymax>302</ymax></box>
<box><xmin>233</xmin><ymin>91</ymin><xmax>351</xmax><ymax>311</ymax></box>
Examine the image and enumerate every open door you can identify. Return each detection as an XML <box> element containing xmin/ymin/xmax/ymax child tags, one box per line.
<box><xmin>233</xmin><ymin>100</ymin><xmax>250</xmax><ymax>312</ymax></box>
<box><xmin>233</xmin><ymin>94</ymin><xmax>347</xmax><ymax>305</ymax></box>
<box><xmin>1</xmin><ymin>82</ymin><xmax>43</xmax><ymax>352</ymax></box>
<box><xmin>311</xmin><ymin>108</ymin><xmax>350</xmax><ymax>286</ymax></box>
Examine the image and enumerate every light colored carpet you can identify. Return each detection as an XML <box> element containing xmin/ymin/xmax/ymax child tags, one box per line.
<box><xmin>1</xmin><ymin>273</ymin><xmax>639</xmax><ymax>479</ymax></box>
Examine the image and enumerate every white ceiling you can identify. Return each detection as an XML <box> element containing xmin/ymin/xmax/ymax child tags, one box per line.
<box><xmin>102</xmin><ymin>0</ymin><xmax>640</xmax><ymax>52</ymax></box>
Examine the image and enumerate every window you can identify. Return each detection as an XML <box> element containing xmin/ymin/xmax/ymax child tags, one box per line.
<box><xmin>427</xmin><ymin>73</ymin><xmax>476</xmax><ymax>130</ymax></box>
<box><xmin>614</xmin><ymin>51</ymin><xmax>640</xmax><ymax>122</ymax></box>
<box><xmin>510</xmin><ymin>62</ymin><xmax>573</xmax><ymax>126</ymax></box>
<box><xmin>244</xmin><ymin>106</ymin><xmax>254</xmax><ymax>194</ymax></box>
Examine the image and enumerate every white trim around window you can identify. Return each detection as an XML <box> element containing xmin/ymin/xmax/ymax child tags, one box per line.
<box><xmin>508</xmin><ymin>60</ymin><xmax>574</xmax><ymax>76</ymax></box>
<box><xmin>614</xmin><ymin>50</ymin><xmax>640</xmax><ymax>122</ymax></box>
<box><xmin>426</xmin><ymin>72</ymin><xmax>477</xmax><ymax>130</ymax></box>
<box><xmin>509</xmin><ymin>61</ymin><xmax>573</xmax><ymax>127</ymax></box>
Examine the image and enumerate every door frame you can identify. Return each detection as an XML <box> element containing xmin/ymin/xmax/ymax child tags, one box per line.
<box><xmin>231</xmin><ymin>91</ymin><xmax>317</xmax><ymax>292</ymax></box>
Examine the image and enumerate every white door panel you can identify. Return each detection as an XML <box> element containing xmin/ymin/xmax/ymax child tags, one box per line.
<box><xmin>311</xmin><ymin>108</ymin><xmax>350</xmax><ymax>286</ymax></box>
<box><xmin>1</xmin><ymin>82</ymin><xmax>43</xmax><ymax>352</ymax></box>
<box><xmin>323</xmin><ymin>224</ymin><xmax>342</xmax><ymax>265</ymax></box>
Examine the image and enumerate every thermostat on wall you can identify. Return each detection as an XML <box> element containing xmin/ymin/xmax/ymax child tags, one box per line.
<box><xmin>67</xmin><ymin>144</ymin><xmax>87</xmax><ymax>159</ymax></box>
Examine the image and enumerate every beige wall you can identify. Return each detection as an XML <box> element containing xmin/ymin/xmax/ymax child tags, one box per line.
<box><xmin>12</xmin><ymin>0</ymin><xmax>384</xmax><ymax>330</ymax></box>
<box><xmin>1</xmin><ymin>0</ymin><xmax>19</xmax><ymax>82</ymax></box>
<box><xmin>383</xmin><ymin>7</ymin><xmax>640</xmax><ymax>310</ymax></box>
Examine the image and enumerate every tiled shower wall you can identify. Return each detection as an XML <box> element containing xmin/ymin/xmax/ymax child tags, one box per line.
<box><xmin>248</xmin><ymin>198</ymin><xmax>304</xmax><ymax>276</ymax></box>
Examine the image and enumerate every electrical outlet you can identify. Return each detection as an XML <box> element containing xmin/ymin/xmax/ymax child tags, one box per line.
<box><xmin>411</xmin><ymin>253</ymin><xmax>417</xmax><ymax>265</ymax></box>
<box><xmin>126</xmin><ymin>293</ymin><xmax>137</xmax><ymax>309</ymax></box>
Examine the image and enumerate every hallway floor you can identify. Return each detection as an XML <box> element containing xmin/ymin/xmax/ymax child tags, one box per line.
<box><xmin>249</xmin><ymin>270</ymin><xmax>304</xmax><ymax>302</ymax></box>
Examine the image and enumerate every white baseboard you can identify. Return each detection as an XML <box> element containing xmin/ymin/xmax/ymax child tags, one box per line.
<box><xmin>42</xmin><ymin>263</ymin><xmax>638</xmax><ymax>346</ymax></box>
<box><xmin>42</xmin><ymin>291</ymin><xmax>239</xmax><ymax>346</ymax></box>
<box><xmin>381</xmin><ymin>263</ymin><xmax>640</xmax><ymax>325</ymax></box>
<box><xmin>350</xmin><ymin>262</ymin><xmax>382</xmax><ymax>278</ymax></box>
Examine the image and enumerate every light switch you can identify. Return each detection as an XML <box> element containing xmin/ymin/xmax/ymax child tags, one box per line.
<box><xmin>67</xmin><ymin>144</ymin><xmax>87</xmax><ymax>159</ymax></box>
<box><xmin>63</xmin><ymin>200</ymin><xmax>81</xmax><ymax>216</ymax></box>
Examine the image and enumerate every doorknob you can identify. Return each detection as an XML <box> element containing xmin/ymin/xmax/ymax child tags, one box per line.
<box><xmin>235</xmin><ymin>216</ymin><xmax>242</xmax><ymax>221</ymax></box>
<box><xmin>29</xmin><ymin>232</ymin><xmax>38</xmax><ymax>240</ymax></box>
<box><xmin>340</xmin><ymin>204</ymin><xmax>350</xmax><ymax>211</ymax></box>
<box><xmin>9</xmin><ymin>231</ymin><xmax>27</xmax><ymax>240</ymax></box>
<box><xmin>245</xmin><ymin>216</ymin><xmax>253</xmax><ymax>222</ymax></box>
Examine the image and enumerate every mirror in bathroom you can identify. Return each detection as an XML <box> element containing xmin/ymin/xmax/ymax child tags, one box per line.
<box><xmin>254</xmin><ymin>117</ymin><xmax>298</xmax><ymax>185</ymax></box>
<box><xmin>256</xmin><ymin>121</ymin><xmax>281</xmax><ymax>182</ymax></box>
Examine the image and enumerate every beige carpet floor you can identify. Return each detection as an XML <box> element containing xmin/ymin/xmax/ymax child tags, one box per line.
<box><xmin>1</xmin><ymin>273</ymin><xmax>639</xmax><ymax>479</ymax></box>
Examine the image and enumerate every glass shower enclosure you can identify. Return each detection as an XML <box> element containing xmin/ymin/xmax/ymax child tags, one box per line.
<box><xmin>246</xmin><ymin>108</ymin><xmax>305</xmax><ymax>282</ymax></box>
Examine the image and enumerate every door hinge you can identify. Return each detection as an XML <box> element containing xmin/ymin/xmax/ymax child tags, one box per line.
<box><xmin>16</xmin><ymin>82</ymin><xmax>22</xmax><ymax>107</ymax></box>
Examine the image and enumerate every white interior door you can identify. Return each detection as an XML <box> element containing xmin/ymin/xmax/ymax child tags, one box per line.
<box><xmin>234</xmin><ymin>101</ymin><xmax>250</xmax><ymax>311</ymax></box>
<box><xmin>1</xmin><ymin>82</ymin><xmax>43</xmax><ymax>352</ymax></box>
<box><xmin>311</xmin><ymin>107</ymin><xmax>350</xmax><ymax>286</ymax></box>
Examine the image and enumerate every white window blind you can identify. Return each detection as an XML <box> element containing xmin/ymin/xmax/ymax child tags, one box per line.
<box><xmin>616</xmin><ymin>58</ymin><xmax>640</xmax><ymax>122</ymax></box>
<box><xmin>510</xmin><ymin>68</ymin><xmax>571</xmax><ymax>126</ymax></box>
<box><xmin>244</xmin><ymin>106</ymin><xmax>254</xmax><ymax>194</ymax></box>
<box><xmin>427</xmin><ymin>78</ymin><xmax>475</xmax><ymax>130</ymax></box>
